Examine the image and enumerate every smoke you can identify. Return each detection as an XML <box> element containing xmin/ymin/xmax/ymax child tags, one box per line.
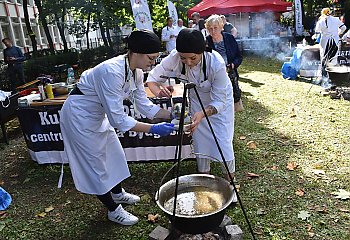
<box><xmin>239</xmin><ymin>12</ymin><xmax>293</xmax><ymax>61</ymax></box>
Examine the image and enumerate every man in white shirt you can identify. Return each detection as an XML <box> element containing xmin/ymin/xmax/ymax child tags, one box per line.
<box><xmin>173</xmin><ymin>19</ymin><xmax>186</xmax><ymax>38</ymax></box>
<box><xmin>191</xmin><ymin>12</ymin><xmax>200</xmax><ymax>30</ymax></box>
<box><xmin>161</xmin><ymin>17</ymin><xmax>176</xmax><ymax>53</ymax></box>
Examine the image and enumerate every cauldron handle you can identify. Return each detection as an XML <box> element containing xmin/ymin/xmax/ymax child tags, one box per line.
<box><xmin>155</xmin><ymin>153</ymin><xmax>223</xmax><ymax>201</ymax></box>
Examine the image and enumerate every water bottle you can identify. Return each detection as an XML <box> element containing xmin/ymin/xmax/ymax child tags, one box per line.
<box><xmin>67</xmin><ymin>67</ymin><xmax>75</xmax><ymax>84</ymax></box>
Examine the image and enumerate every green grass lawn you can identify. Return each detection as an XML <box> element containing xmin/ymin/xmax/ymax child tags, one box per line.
<box><xmin>1</xmin><ymin>55</ymin><xmax>350</xmax><ymax>240</ymax></box>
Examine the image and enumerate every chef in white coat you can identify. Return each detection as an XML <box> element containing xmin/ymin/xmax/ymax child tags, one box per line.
<box><xmin>60</xmin><ymin>30</ymin><xmax>174</xmax><ymax>226</ymax></box>
<box><xmin>161</xmin><ymin>17</ymin><xmax>176</xmax><ymax>53</ymax></box>
<box><xmin>315</xmin><ymin>8</ymin><xmax>346</xmax><ymax>77</ymax></box>
<box><xmin>147</xmin><ymin>28</ymin><xmax>235</xmax><ymax>181</ymax></box>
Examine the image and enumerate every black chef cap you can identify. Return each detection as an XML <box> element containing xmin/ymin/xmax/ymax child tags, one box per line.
<box><xmin>176</xmin><ymin>28</ymin><xmax>205</xmax><ymax>54</ymax></box>
<box><xmin>127</xmin><ymin>29</ymin><xmax>161</xmax><ymax>54</ymax></box>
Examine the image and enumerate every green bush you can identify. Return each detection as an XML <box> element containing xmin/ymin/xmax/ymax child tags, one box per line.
<box><xmin>79</xmin><ymin>46</ymin><xmax>115</xmax><ymax>69</ymax></box>
<box><xmin>23</xmin><ymin>51</ymin><xmax>79</xmax><ymax>82</ymax></box>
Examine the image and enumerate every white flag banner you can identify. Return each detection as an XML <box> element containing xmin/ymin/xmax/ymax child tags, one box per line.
<box><xmin>294</xmin><ymin>0</ymin><xmax>303</xmax><ymax>36</ymax></box>
<box><xmin>130</xmin><ymin>0</ymin><xmax>153</xmax><ymax>31</ymax></box>
<box><xmin>167</xmin><ymin>0</ymin><xmax>178</xmax><ymax>27</ymax></box>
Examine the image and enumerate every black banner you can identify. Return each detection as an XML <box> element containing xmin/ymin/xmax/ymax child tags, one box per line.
<box><xmin>338</xmin><ymin>44</ymin><xmax>350</xmax><ymax>66</ymax></box>
<box><xmin>17</xmin><ymin>97</ymin><xmax>191</xmax><ymax>152</ymax></box>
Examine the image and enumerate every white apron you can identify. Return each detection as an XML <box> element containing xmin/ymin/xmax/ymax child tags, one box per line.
<box><xmin>60</xmin><ymin>55</ymin><xmax>161</xmax><ymax>195</ymax></box>
<box><xmin>147</xmin><ymin>50</ymin><xmax>235</xmax><ymax>163</ymax></box>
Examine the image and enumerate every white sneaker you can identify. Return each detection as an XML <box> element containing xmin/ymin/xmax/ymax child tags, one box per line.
<box><xmin>111</xmin><ymin>188</ymin><xmax>140</xmax><ymax>205</ymax></box>
<box><xmin>108</xmin><ymin>205</ymin><xmax>139</xmax><ymax>225</ymax></box>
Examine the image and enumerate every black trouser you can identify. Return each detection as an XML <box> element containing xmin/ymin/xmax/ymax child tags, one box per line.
<box><xmin>321</xmin><ymin>38</ymin><xmax>338</xmax><ymax>78</ymax></box>
<box><xmin>7</xmin><ymin>64</ymin><xmax>25</xmax><ymax>92</ymax></box>
<box><xmin>96</xmin><ymin>183</ymin><xmax>122</xmax><ymax>212</ymax></box>
<box><xmin>227</xmin><ymin>68</ymin><xmax>241</xmax><ymax>103</ymax></box>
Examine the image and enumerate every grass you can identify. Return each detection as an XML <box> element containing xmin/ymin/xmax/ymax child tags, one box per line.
<box><xmin>1</xmin><ymin>55</ymin><xmax>350</xmax><ymax>239</ymax></box>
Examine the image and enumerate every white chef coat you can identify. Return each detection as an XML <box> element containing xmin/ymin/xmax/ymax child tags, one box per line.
<box><xmin>147</xmin><ymin>50</ymin><xmax>235</xmax><ymax>164</ymax></box>
<box><xmin>60</xmin><ymin>54</ymin><xmax>161</xmax><ymax>195</ymax></box>
<box><xmin>161</xmin><ymin>26</ymin><xmax>176</xmax><ymax>52</ymax></box>
<box><xmin>342</xmin><ymin>30</ymin><xmax>350</xmax><ymax>44</ymax></box>
<box><xmin>315</xmin><ymin>15</ymin><xmax>346</xmax><ymax>58</ymax></box>
<box><xmin>173</xmin><ymin>26</ymin><xmax>186</xmax><ymax>38</ymax></box>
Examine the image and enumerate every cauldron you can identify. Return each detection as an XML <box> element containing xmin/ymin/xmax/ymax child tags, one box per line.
<box><xmin>155</xmin><ymin>174</ymin><xmax>234</xmax><ymax>234</ymax></box>
<box><xmin>326</xmin><ymin>66</ymin><xmax>350</xmax><ymax>87</ymax></box>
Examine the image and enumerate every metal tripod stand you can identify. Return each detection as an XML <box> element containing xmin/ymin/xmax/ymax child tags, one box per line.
<box><xmin>161</xmin><ymin>75</ymin><xmax>257</xmax><ymax>240</ymax></box>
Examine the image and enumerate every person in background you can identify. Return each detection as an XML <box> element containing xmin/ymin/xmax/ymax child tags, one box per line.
<box><xmin>2</xmin><ymin>38</ymin><xmax>25</xmax><ymax>92</ymax></box>
<box><xmin>147</xmin><ymin>29</ymin><xmax>236</xmax><ymax>183</ymax></box>
<box><xmin>315</xmin><ymin>8</ymin><xmax>346</xmax><ymax>79</ymax></box>
<box><xmin>188</xmin><ymin>20</ymin><xmax>194</xmax><ymax>28</ymax></box>
<box><xmin>198</xmin><ymin>19</ymin><xmax>209</xmax><ymax>39</ymax></box>
<box><xmin>191</xmin><ymin>12</ymin><xmax>200</xmax><ymax>30</ymax></box>
<box><xmin>220</xmin><ymin>15</ymin><xmax>238</xmax><ymax>38</ymax></box>
<box><xmin>161</xmin><ymin>17</ymin><xmax>176</xmax><ymax>53</ymax></box>
<box><xmin>60</xmin><ymin>30</ymin><xmax>174</xmax><ymax>226</ymax></box>
<box><xmin>206</xmin><ymin>15</ymin><xmax>243</xmax><ymax>112</ymax></box>
<box><xmin>174</xmin><ymin>18</ymin><xmax>186</xmax><ymax>38</ymax></box>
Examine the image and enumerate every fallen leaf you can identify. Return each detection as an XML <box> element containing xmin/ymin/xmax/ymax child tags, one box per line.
<box><xmin>331</xmin><ymin>189</ymin><xmax>350</xmax><ymax>200</ymax></box>
<box><xmin>271</xmin><ymin>166</ymin><xmax>278</xmax><ymax>171</ymax></box>
<box><xmin>247</xmin><ymin>141</ymin><xmax>257</xmax><ymax>149</ymax></box>
<box><xmin>339</xmin><ymin>208</ymin><xmax>350</xmax><ymax>213</ymax></box>
<box><xmin>295</xmin><ymin>189</ymin><xmax>305</xmax><ymax>197</ymax></box>
<box><xmin>239</xmin><ymin>136</ymin><xmax>246</xmax><ymax>140</ymax></box>
<box><xmin>0</xmin><ymin>180</ymin><xmax>4</xmax><ymax>185</ymax></box>
<box><xmin>298</xmin><ymin>210</ymin><xmax>310</xmax><ymax>220</ymax></box>
<box><xmin>312</xmin><ymin>169</ymin><xmax>325</xmax><ymax>175</ymax></box>
<box><xmin>306</xmin><ymin>224</ymin><xmax>312</xmax><ymax>231</ymax></box>
<box><xmin>44</xmin><ymin>206</ymin><xmax>54</xmax><ymax>213</ymax></box>
<box><xmin>36</xmin><ymin>212</ymin><xmax>47</xmax><ymax>218</ymax></box>
<box><xmin>10</xmin><ymin>174</ymin><xmax>19</xmax><ymax>178</ymax></box>
<box><xmin>257</xmin><ymin>208</ymin><xmax>266</xmax><ymax>215</ymax></box>
<box><xmin>316</xmin><ymin>207</ymin><xmax>328</xmax><ymax>214</ymax></box>
<box><xmin>10</xmin><ymin>153</ymin><xmax>16</xmax><ymax>156</ymax></box>
<box><xmin>298</xmin><ymin>178</ymin><xmax>305</xmax><ymax>184</ymax></box>
<box><xmin>147</xmin><ymin>214</ymin><xmax>159</xmax><ymax>223</ymax></box>
<box><xmin>0</xmin><ymin>211</ymin><xmax>7</xmax><ymax>219</ymax></box>
<box><xmin>287</xmin><ymin>162</ymin><xmax>298</xmax><ymax>171</ymax></box>
<box><xmin>290</xmin><ymin>114</ymin><xmax>297</xmax><ymax>118</ymax></box>
<box><xmin>246</xmin><ymin>172</ymin><xmax>260</xmax><ymax>178</ymax></box>
<box><xmin>23</xmin><ymin>178</ymin><xmax>31</xmax><ymax>184</ymax></box>
<box><xmin>141</xmin><ymin>194</ymin><xmax>152</xmax><ymax>203</ymax></box>
<box><xmin>234</xmin><ymin>184</ymin><xmax>240</xmax><ymax>192</ymax></box>
<box><xmin>308</xmin><ymin>232</ymin><xmax>315</xmax><ymax>238</ymax></box>
<box><xmin>63</xmin><ymin>200</ymin><xmax>71</xmax><ymax>206</ymax></box>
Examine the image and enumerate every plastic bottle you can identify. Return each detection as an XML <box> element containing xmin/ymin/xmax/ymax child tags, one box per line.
<box><xmin>45</xmin><ymin>84</ymin><xmax>54</xmax><ymax>99</ymax></box>
<box><xmin>38</xmin><ymin>85</ymin><xmax>46</xmax><ymax>101</ymax></box>
<box><xmin>67</xmin><ymin>67</ymin><xmax>75</xmax><ymax>84</ymax></box>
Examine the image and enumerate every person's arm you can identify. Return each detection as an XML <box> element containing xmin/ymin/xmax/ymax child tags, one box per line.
<box><xmin>190</xmin><ymin>54</ymin><xmax>229</xmax><ymax>132</ymax></box>
<box><xmin>147</xmin><ymin>52</ymin><xmax>180</xmax><ymax>98</ymax></box>
<box><xmin>226</xmin><ymin>34</ymin><xmax>242</xmax><ymax>68</ymax></box>
<box><xmin>133</xmin><ymin>69</ymin><xmax>171</xmax><ymax>119</ymax></box>
<box><xmin>15</xmin><ymin>47</ymin><xmax>25</xmax><ymax>62</ymax></box>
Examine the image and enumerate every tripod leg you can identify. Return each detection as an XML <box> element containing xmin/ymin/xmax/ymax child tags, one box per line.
<box><xmin>192</xmin><ymin>86</ymin><xmax>257</xmax><ymax>240</ymax></box>
<box><xmin>170</xmin><ymin>85</ymin><xmax>188</xmax><ymax>234</ymax></box>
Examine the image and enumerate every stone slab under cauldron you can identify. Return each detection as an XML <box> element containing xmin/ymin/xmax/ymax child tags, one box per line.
<box><xmin>149</xmin><ymin>215</ymin><xmax>243</xmax><ymax>240</ymax></box>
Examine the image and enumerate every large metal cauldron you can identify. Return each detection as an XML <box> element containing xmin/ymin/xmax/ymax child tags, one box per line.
<box><xmin>155</xmin><ymin>174</ymin><xmax>234</xmax><ymax>234</ymax></box>
<box><xmin>326</xmin><ymin>66</ymin><xmax>350</xmax><ymax>87</ymax></box>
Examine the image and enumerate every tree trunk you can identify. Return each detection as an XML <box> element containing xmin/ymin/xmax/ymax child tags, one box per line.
<box><xmin>106</xmin><ymin>28</ymin><xmax>112</xmax><ymax>48</ymax></box>
<box><xmin>97</xmin><ymin>12</ymin><xmax>109</xmax><ymax>47</ymax></box>
<box><xmin>23</xmin><ymin>0</ymin><xmax>38</xmax><ymax>57</ymax></box>
<box><xmin>86</xmin><ymin>9</ymin><xmax>91</xmax><ymax>49</ymax></box>
<box><xmin>54</xmin><ymin>10</ymin><xmax>68</xmax><ymax>52</ymax></box>
<box><xmin>34</xmin><ymin>0</ymin><xmax>55</xmax><ymax>55</ymax></box>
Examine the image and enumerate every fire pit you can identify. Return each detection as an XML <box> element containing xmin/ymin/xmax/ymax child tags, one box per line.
<box><xmin>155</xmin><ymin>174</ymin><xmax>235</xmax><ymax>234</ymax></box>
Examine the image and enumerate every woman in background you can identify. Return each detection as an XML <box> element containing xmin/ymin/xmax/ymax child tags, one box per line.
<box><xmin>205</xmin><ymin>14</ymin><xmax>243</xmax><ymax>111</ymax></box>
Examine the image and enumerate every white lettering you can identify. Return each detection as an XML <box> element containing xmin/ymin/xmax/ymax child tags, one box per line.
<box><xmin>129</xmin><ymin>131</ymin><xmax>137</xmax><ymax>137</ymax></box>
<box><xmin>31</xmin><ymin>135</ymin><xmax>37</xmax><ymax>142</ymax></box>
<box><xmin>39</xmin><ymin>112</ymin><xmax>50</xmax><ymax>125</ymax></box>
